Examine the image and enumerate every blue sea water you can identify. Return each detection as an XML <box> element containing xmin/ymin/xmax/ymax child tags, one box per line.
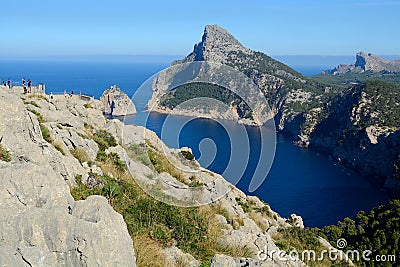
<box><xmin>0</xmin><ymin>60</ymin><xmax>390</xmax><ymax>227</ymax></box>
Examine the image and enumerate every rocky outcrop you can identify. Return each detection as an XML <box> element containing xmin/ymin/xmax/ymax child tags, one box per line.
<box><xmin>175</xmin><ymin>24</ymin><xmax>252</xmax><ymax>64</ymax></box>
<box><xmin>0</xmin><ymin>88</ymin><xmax>136</xmax><ymax>266</ymax></box>
<box><xmin>325</xmin><ymin>52</ymin><xmax>400</xmax><ymax>75</ymax></box>
<box><xmin>100</xmin><ymin>85</ymin><xmax>136</xmax><ymax>116</ymax></box>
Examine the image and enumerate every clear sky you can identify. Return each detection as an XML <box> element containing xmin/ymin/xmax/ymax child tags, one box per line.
<box><xmin>1</xmin><ymin>0</ymin><xmax>399</xmax><ymax>58</ymax></box>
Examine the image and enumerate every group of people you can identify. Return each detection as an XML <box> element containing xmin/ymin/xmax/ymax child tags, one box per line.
<box><xmin>1</xmin><ymin>78</ymin><xmax>33</xmax><ymax>93</ymax></box>
<box><xmin>21</xmin><ymin>78</ymin><xmax>33</xmax><ymax>94</ymax></box>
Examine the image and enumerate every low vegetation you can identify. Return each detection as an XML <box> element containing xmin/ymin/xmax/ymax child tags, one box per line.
<box><xmin>70</xmin><ymin>156</ymin><xmax>220</xmax><ymax>264</ymax></box>
<box><xmin>319</xmin><ymin>199</ymin><xmax>400</xmax><ymax>267</ymax></box>
<box><xmin>27</xmin><ymin>109</ymin><xmax>45</xmax><ymax>123</ymax></box>
<box><xmin>39</xmin><ymin>124</ymin><xmax>53</xmax><ymax>143</ymax></box>
<box><xmin>127</xmin><ymin>143</ymin><xmax>151</xmax><ymax>166</ymax></box>
<box><xmin>70</xmin><ymin>148</ymin><xmax>89</xmax><ymax>163</ymax></box>
<box><xmin>23</xmin><ymin>100</ymin><xmax>41</xmax><ymax>108</ymax></box>
<box><xmin>70</xmin><ymin>130</ymin><xmax>263</xmax><ymax>265</ymax></box>
<box><xmin>312</xmin><ymin>71</ymin><xmax>400</xmax><ymax>86</ymax></box>
<box><xmin>180</xmin><ymin>150</ymin><xmax>195</xmax><ymax>161</ymax></box>
<box><xmin>147</xmin><ymin>146</ymin><xmax>186</xmax><ymax>184</ymax></box>
<box><xmin>93</xmin><ymin>129</ymin><xmax>118</xmax><ymax>151</ymax></box>
<box><xmin>84</xmin><ymin>103</ymin><xmax>93</xmax><ymax>109</ymax></box>
<box><xmin>0</xmin><ymin>144</ymin><xmax>11</xmax><ymax>162</ymax></box>
<box><xmin>159</xmin><ymin>82</ymin><xmax>253</xmax><ymax>119</ymax></box>
<box><xmin>53</xmin><ymin>142</ymin><xmax>66</xmax><ymax>155</ymax></box>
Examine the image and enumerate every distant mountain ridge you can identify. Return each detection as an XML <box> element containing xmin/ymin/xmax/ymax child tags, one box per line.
<box><xmin>324</xmin><ymin>52</ymin><xmax>400</xmax><ymax>75</ymax></box>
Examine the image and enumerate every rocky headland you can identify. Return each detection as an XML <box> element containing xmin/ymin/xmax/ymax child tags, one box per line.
<box><xmin>324</xmin><ymin>52</ymin><xmax>400</xmax><ymax>75</ymax></box>
<box><xmin>148</xmin><ymin>24</ymin><xmax>400</xmax><ymax>195</ymax></box>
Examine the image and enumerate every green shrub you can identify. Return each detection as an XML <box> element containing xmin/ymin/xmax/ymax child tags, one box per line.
<box><xmin>76</xmin><ymin>132</ymin><xmax>89</xmax><ymax>139</ymax></box>
<box><xmin>188</xmin><ymin>175</ymin><xmax>203</xmax><ymax>187</ymax></box>
<box><xmin>96</xmin><ymin>151</ymin><xmax>126</xmax><ymax>172</ymax></box>
<box><xmin>180</xmin><ymin>150</ymin><xmax>195</xmax><ymax>160</ymax></box>
<box><xmin>148</xmin><ymin>149</ymin><xmax>186</xmax><ymax>184</ymax></box>
<box><xmin>28</xmin><ymin>109</ymin><xmax>45</xmax><ymax>123</ymax></box>
<box><xmin>128</xmin><ymin>143</ymin><xmax>151</xmax><ymax>166</ymax></box>
<box><xmin>23</xmin><ymin>100</ymin><xmax>41</xmax><ymax>108</ymax></box>
<box><xmin>0</xmin><ymin>144</ymin><xmax>11</xmax><ymax>162</ymax></box>
<box><xmin>93</xmin><ymin>130</ymin><xmax>117</xmax><ymax>151</ymax></box>
<box><xmin>40</xmin><ymin>124</ymin><xmax>53</xmax><ymax>143</ymax></box>
<box><xmin>28</xmin><ymin>94</ymin><xmax>48</xmax><ymax>102</ymax></box>
<box><xmin>84</xmin><ymin>103</ymin><xmax>93</xmax><ymax>109</ymax></box>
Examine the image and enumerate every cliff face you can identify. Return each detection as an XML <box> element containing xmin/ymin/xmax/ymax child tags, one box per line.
<box><xmin>310</xmin><ymin>82</ymin><xmax>400</xmax><ymax>187</ymax></box>
<box><xmin>325</xmin><ymin>52</ymin><xmax>400</xmax><ymax>75</ymax></box>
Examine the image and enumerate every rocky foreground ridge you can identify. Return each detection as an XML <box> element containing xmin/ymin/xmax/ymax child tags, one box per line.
<box><xmin>152</xmin><ymin>24</ymin><xmax>400</xmax><ymax>194</ymax></box>
<box><xmin>1</xmin><ymin>86</ymin><xmax>355</xmax><ymax>266</ymax></box>
<box><xmin>0</xmin><ymin>85</ymin><xmax>355</xmax><ymax>266</ymax></box>
<box><xmin>324</xmin><ymin>52</ymin><xmax>400</xmax><ymax>75</ymax></box>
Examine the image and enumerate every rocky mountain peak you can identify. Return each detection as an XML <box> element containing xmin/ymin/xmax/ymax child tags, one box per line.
<box><xmin>326</xmin><ymin>51</ymin><xmax>400</xmax><ymax>75</ymax></box>
<box><xmin>182</xmin><ymin>24</ymin><xmax>252</xmax><ymax>63</ymax></box>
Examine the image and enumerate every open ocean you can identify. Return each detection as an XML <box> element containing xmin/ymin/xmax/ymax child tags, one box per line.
<box><xmin>0</xmin><ymin>60</ymin><xmax>390</xmax><ymax>227</ymax></box>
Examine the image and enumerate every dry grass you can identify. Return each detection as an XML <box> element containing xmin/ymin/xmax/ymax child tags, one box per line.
<box><xmin>216</xmin><ymin>243</ymin><xmax>255</xmax><ymax>259</ymax></box>
<box><xmin>133</xmin><ymin>234</ymin><xmax>165</xmax><ymax>267</ymax></box>
<box><xmin>198</xmin><ymin>205</ymin><xmax>224</xmax><ymax>255</ymax></box>
<box><xmin>231</xmin><ymin>216</ymin><xmax>245</xmax><ymax>230</ymax></box>
<box><xmin>70</xmin><ymin>148</ymin><xmax>89</xmax><ymax>163</ymax></box>
<box><xmin>249</xmin><ymin>211</ymin><xmax>269</xmax><ymax>232</ymax></box>
<box><xmin>53</xmin><ymin>141</ymin><xmax>66</xmax><ymax>156</ymax></box>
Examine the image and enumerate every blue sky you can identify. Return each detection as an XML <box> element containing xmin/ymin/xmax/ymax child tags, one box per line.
<box><xmin>1</xmin><ymin>0</ymin><xmax>399</xmax><ymax>58</ymax></box>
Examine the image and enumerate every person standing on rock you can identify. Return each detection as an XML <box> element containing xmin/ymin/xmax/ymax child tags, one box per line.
<box><xmin>27</xmin><ymin>79</ymin><xmax>32</xmax><ymax>93</ymax></box>
<box><xmin>22</xmin><ymin>78</ymin><xmax>25</xmax><ymax>87</ymax></box>
<box><xmin>7</xmin><ymin>78</ymin><xmax>12</xmax><ymax>89</ymax></box>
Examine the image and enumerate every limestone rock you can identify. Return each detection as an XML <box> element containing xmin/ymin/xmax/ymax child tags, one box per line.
<box><xmin>0</xmin><ymin>89</ymin><xmax>136</xmax><ymax>266</ymax></box>
<box><xmin>100</xmin><ymin>85</ymin><xmax>136</xmax><ymax>116</ymax></box>
<box><xmin>288</xmin><ymin>213</ymin><xmax>304</xmax><ymax>228</ymax></box>
<box><xmin>176</xmin><ymin>24</ymin><xmax>252</xmax><ymax>64</ymax></box>
<box><xmin>163</xmin><ymin>246</ymin><xmax>199</xmax><ymax>267</ymax></box>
